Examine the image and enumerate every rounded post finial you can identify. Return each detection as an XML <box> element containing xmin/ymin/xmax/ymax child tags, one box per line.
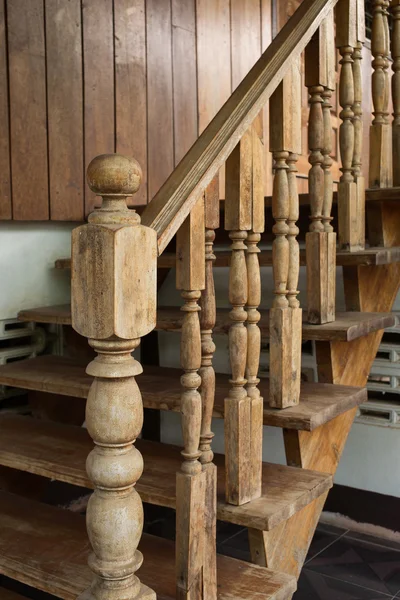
<box><xmin>87</xmin><ymin>153</ymin><xmax>142</xmax><ymax>197</ymax></box>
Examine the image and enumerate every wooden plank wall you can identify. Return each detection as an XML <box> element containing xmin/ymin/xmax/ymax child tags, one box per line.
<box><xmin>0</xmin><ymin>0</ymin><xmax>273</xmax><ymax>220</ymax></box>
<box><xmin>0</xmin><ymin>0</ymin><xmax>374</xmax><ymax>221</ymax></box>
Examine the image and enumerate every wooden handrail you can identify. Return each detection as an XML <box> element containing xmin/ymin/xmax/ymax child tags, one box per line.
<box><xmin>141</xmin><ymin>0</ymin><xmax>339</xmax><ymax>255</ymax></box>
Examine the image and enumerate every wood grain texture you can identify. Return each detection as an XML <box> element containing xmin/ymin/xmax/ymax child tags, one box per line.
<box><xmin>115</xmin><ymin>0</ymin><xmax>147</xmax><ymax>206</ymax></box>
<box><xmin>0</xmin><ymin>0</ymin><xmax>11</xmax><ymax>219</ymax></box>
<box><xmin>0</xmin><ymin>415</ymin><xmax>332</xmax><ymax>532</ymax></box>
<box><xmin>17</xmin><ymin>305</ymin><xmax>397</xmax><ymax>342</ymax></box>
<box><xmin>83</xmin><ymin>0</ymin><xmax>114</xmax><ymax>215</ymax></box>
<box><xmin>46</xmin><ymin>0</ymin><xmax>83</xmax><ymax>220</ymax></box>
<box><xmin>172</xmin><ymin>0</ymin><xmax>198</xmax><ymax>165</ymax></box>
<box><xmin>7</xmin><ymin>0</ymin><xmax>48</xmax><ymax>220</ymax></box>
<box><xmin>0</xmin><ymin>356</ymin><xmax>367</xmax><ymax>432</ymax></box>
<box><xmin>231</xmin><ymin>0</ymin><xmax>261</xmax><ymax>91</ymax></box>
<box><xmin>146</xmin><ymin>0</ymin><xmax>174</xmax><ymax>200</ymax></box>
<box><xmin>141</xmin><ymin>0</ymin><xmax>339</xmax><ymax>253</ymax></box>
<box><xmin>0</xmin><ymin>491</ymin><xmax>296</xmax><ymax>600</ymax></box>
<box><xmin>0</xmin><ymin>590</ymin><xmax>29</xmax><ymax>600</ymax></box>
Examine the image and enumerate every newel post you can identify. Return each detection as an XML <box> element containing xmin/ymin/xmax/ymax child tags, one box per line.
<box><xmin>71</xmin><ymin>154</ymin><xmax>157</xmax><ymax>600</ymax></box>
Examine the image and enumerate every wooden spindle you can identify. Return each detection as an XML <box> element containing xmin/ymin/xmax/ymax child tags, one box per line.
<box><xmin>370</xmin><ymin>0</ymin><xmax>393</xmax><ymax>187</ymax></box>
<box><xmin>269</xmin><ymin>60</ymin><xmax>302</xmax><ymax>408</ymax></box>
<box><xmin>392</xmin><ymin>0</ymin><xmax>400</xmax><ymax>186</ymax></box>
<box><xmin>305</xmin><ymin>18</ymin><xmax>337</xmax><ymax>323</ymax></box>
<box><xmin>246</xmin><ymin>127</ymin><xmax>265</xmax><ymax>499</ymax></box>
<box><xmin>71</xmin><ymin>154</ymin><xmax>157</xmax><ymax>600</ymax></box>
<box><xmin>176</xmin><ymin>198</ymin><xmax>206</xmax><ymax>600</ymax></box>
<box><xmin>224</xmin><ymin>130</ymin><xmax>253</xmax><ymax>505</ymax></box>
<box><xmin>199</xmin><ymin>176</ymin><xmax>219</xmax><ymax>600</ymax></box>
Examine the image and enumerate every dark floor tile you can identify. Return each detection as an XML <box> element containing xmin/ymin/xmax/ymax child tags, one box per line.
<box><xmin>306</xmin><ymin>534</ymin><xmax>400</xmax><ymax>596</ymax></box>
<box><xmin>305</xmin><ymin>523</ymin><xmax>348</xmax><ymax>562</ymax></box>
<box><xmin>217</xmin><ymin>528</ymin><xmax>251</xmax><ymax>562</ymax></box>
<box><xmin>344</xmin><ymin>532</ymin><xmax>400</xmax><ymax>553</ymax></box>
<box><xmin>294</xmin><ymin>569</ymin><xmax>394</xmax><ymax>599</ymax></box>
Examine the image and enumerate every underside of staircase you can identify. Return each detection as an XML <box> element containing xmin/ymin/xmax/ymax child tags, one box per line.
<box><xmin>1</xmin><ymin>0</ymin><xmax>400</xmax><ymax>599</ymax></box>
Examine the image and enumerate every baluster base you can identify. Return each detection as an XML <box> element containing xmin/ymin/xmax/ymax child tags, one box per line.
<box><xmin>369</xmin><ymin>123</ymin><xmax>393</xmax><ymax>189</ymax></box>
<box><xmin>176</xmin><ymin>470</ymin><xmax>206</xmax><ymax>599</ymax></box>
<box><xmin>250</xmin><ymin>395</ymin><xmax>263</xmax><ymax>498</ymax></box>
<box><xmin>269</xmin><ymin>307</ymin><xmax>302</xmax><ymax>408</ymax></box>
<box><xmin>202</xmin><ymin>463</ymin><xmax>217</xmax><ymax>600</ymax></box>
<box><xmin>306</xmin><ymin>231</ymin><xmax>336</xmax><ymax>324</ymax></box>
<box><xmin>338</xmin><ymin>181</ymin><xmax>364</xmax><ymax>251</ymax></box>
<box><xmin>224</xmin><ymin>394</ymin><xmax>253</xmax><ymax>505</ymax></box>
<box><xmin>78</xmin><ymin>581</ymin><xmax>156</xmax><ymax>600</ymax></box>
<box><xmin>394</xmin><ymin>127</ymin><xmax>400</xmax><ymax>187</ymax></box>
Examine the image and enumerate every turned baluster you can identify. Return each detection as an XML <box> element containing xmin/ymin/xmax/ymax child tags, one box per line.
<box><xmin>246</xmin><ymin>127</ymin><xmax>265</xmax><ymax>498</ymax></box>
<box><xmin>224</xmin><ymin>129</ymin><xmax>253</xmax><ymax>505</ymax></box>
<box><xmin>352</xmin><ymin>14</ymin><xmax>366</xmax><ymax>249</ymax></box>
<box><xmin>199</xmin><ymin>176</ymin><xmax>219</xmax><ymax>600</ymax></box>
<box><xmin>269</xmin><ymin>59</ymin><xmax>302</xmax><ymax>408</ymax></box>
<box><xmin>305</xmin><ymin>18</ymin><xmax>337</xmax><ymax>322</ymax></box>
<box><xmin>71</xmin><ymin>154</ymin><xmax>157</xmax><ymax>600</ymax></box>
<box><xmin>176</xmin><ymin>198</ymin><xmax>206</xmax><ymax>600</ymax></box>
<box><xmin>370</xmin><ymin>0</ymin><xmax>393</xmax><ymax>187</ymax></box>
<box><xmin>392</xmin><ymin>0</ymin><xmax>400</xmax><ymax>186</ymax></box>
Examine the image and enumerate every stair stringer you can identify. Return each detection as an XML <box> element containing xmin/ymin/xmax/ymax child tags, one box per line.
<box><xmin>248</xmin><ymin>208</ymin><xmax>400</xmax><ymax>579</ymax></box>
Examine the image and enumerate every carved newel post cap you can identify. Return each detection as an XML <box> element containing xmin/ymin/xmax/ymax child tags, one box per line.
<box><xmin>87</xmin><ymin>153</ymin><xmax>142</xmax><ymax>197</ymax></box>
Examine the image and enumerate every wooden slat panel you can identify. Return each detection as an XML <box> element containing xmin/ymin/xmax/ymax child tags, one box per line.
<box><xmin>7</xmin><ymin>0</ymin><xmax>48</xmax><ymax>220</ymax></box>
<box><xmin>261</xmin><ymin>0</ymin><xmax>273</xmax><ymax>196</ymax></box>
<box><xmin>146</xmin><ymin>0</ymin><xmax>174</xmax><ymax>200</ymax></box>
<box><xmin>46</xmin><ymin>0</ymin><xmax>83</xmax><ymax>220</ymax></box>
<box><xmin>0</xmin><ymin>0</ymin><xmax>11</xmax><ymax>219</ymax></box>
<box><xmin>115</xmin><ymin>0</ymin><xmax>147</xmax><ymax>206</ymax></box>
<box><xmin>231</xmin><ymin>0</ymin><xmax>262</xmax><ymax>90</ymax></box>
<box><xmin>171</xmin><ymin>0</ymin><xmax>198</xmax><ymax>165</ymax></box>
<box><xmin>83</xmin><ymin>0</ymin><xmax>114</xmax><ymax>216</ymax></box>
<box><xmin>196</xmin><ymin>0</ymin><xmax>231</xmax><ymax>199</ymax></box>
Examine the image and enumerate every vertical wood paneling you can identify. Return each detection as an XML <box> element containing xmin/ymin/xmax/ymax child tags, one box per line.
<box><xmin>197</xmin><ymin>0</ymin><xmax>231</xmax><ymax>198</ymax></box>
<box><xmin>46</xmin><ymin>0</ymin><xmax>83</xmax><ymax>220</ymax></box>
<box><xmin>261</xmin><ymin>0</ymin><xmax>273</xmax><ymax>195</ymax></box>
<box><xmin>83</xmin><ymin>0</ymin><xmax>114</xmax><ymax>216</ymax></box>
<box><xmin>7</xmin><ymin>0</ymin><xmax>48</xmax><ymax>220</ymax></box>
<box><xmin>147</xmin><ymin>0</ymin><xmax>174</xmax><ymax>200</ymax></box>
<box><xmin>172</xmin><ymin>0</ymin><xmax>198</xmax><ymax>165</ymax></box>
<box><xmin>231</xmin><ymin>0</ymin><xmax>261</xmax><ymax>90</ymax></box>
<box><xmin>115</xmin><ymin>0</ymin><xmax>147</xmax><ymax>206</ymax></box>
<box><xmin>0</xmin><ymin>0</ymin><xmax>11</xmax><ymax>219</ymax></box>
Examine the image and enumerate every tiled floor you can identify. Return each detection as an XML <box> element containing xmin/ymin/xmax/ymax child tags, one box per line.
<box><xmin>1</xmin><ymin>508</ymin><xmax>400</xmax><ymax>599</ymax></box>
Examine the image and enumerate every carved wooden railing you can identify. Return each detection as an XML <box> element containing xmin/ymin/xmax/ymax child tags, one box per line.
<box><xmin>70</xmin><ymin>0</ymin><xmax>400</xmax><ymax>598</ymax></box>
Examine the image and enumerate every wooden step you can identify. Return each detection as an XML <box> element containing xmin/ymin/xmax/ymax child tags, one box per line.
<box><xmin>0</xmin><ymin>415</ymin><xmax>332</xmax><ymax>530</ymax></box>
<box><xmin>0</xmin><ymin>589</ymin><xmax>30</xmax><ymax>600</ymax></box>
<box><xmin>0</xmin><ymin>491</ymin><xmax>296</xmax><ymax>600</ymax></box>
<box><xmin>366</xmin><ymin>187</ymin><xmax>400</xmax><ymax>202</ymax></box>
<box><xmin>17</xmin><ymin>305</ymin><xmax>397</xmax><ymax>342</ymax></box>
<box><xmin>0</xmin><ymin>356</ymin><xmax>366</xmax><ymax>431</ymax></box>
<box><xmin>56</xmin><ymin>244</ymin><xmax>400</xmax><ymax>270</ymax></box>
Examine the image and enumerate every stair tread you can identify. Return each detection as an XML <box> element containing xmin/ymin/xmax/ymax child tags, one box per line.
<box><xmin>0</xmin><ymin>491</ymin><xmax>296</xmax><ymax>600</ymax></box>
<box><xmin>18</xmin><ymin>305</ymin><xmax>397</xmax><ymax>342</ymax></box>
<box><xmin>0</xmin><ymin>356</ymin><xmax>366</xmax><ymax>431</ymax></box>
<box><xmin>0</xmin><ymin>415</ymin><xmax>332</xmax><ymax>531</ymax></box>
<box><xmin>56</xmin><ymin>244</ymin><xmax>400</xmax><ymax>270</ymax></box>
<box><xmin>366</xmin><ymin>187</ymin><xmax>400</xmax><ymax>202</ymax></box>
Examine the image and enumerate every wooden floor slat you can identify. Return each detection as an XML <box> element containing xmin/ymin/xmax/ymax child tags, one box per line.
<box><xmin>0</xmin><ymin>356</ymin><xmax>366</xmax><ymax>431</ymax></box>
<box><xmin>18</xmin><ymin>305</ymin><xmax>397</xmax><ymax>341</ymax></box>
<box><xmin>0</xmin><ymin>491</ymin><xmax>296</xmax><ymax>600</ymax></box>
<box><xmin>0</xmin><ymin>415</ymin><xmax>332</xmax><ymax>531</ymax></box>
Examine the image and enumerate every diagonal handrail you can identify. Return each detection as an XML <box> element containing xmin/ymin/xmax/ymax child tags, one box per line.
<box><xmin>141</xmin><ymin>0</ymin><xmax>339</xmax><ymax>255</ymax></box>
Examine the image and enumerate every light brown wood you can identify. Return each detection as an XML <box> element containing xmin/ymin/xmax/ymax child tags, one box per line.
<box><xmin>176</xmin><ymin>197</ymin><xmax>206</xmax><ymax>600</ymax></box>
<box><xmin>0</xmin><ymin>356</ymin><xmax>367</xmax><ymax>431</ymax></box>
<box><xmin>7</xmin><ymin>0</ymin><xmax>49</xmax><ymax>220</ymax></box>
<box><xmin>71</xmin><ymin>155</ymin><xmax>157</xmax><ymax>600</ymax></box>
<box><xmin>140</xmin><ymin>0</ymin><xmax>339</xmax><ymax>253</ymax></box>
<box><xmin>18</xmin><ymin>305</ymin><xmax>397</xmax><ymax>343</ymax></box>
<box><xmin>0</xmin><ymin>415</ymin><xmax>332</xmax><ymax>533</ymax></box>
<box><xmin>115</xmin><ymin>0</ymin><xmax>147</xmax><ymax>207</ymax></box>
<box><xmin>352</xmin><ymin>41</ymin><xmax>366</xmax><ymax>250</ymax></box>
<box><xmin>370</xmin><ymin>0</ymin><xmax>393</xmax><ymax>188</ymax></box>
<box><xmin>0</xmin><ymin>492</ymin><xmax>297</xmax><ymax>600</ymax></box>
<box><xmin>392</xmin><ymin>1</ymin><xmax>400</xmax><ymax>187</ymax></box>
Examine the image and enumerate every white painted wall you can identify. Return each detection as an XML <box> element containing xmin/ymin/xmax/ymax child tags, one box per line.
<box><xmin>0</xmin><ymin>222</ymin><xmax>74</xmax><ymax>320</ymax></box>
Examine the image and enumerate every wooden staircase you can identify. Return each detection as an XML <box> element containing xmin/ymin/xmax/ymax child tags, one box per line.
<box><xmin>1</xmin><ymin>0</ymin><xmax>400</xmax><ymax>599</ymax></box>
